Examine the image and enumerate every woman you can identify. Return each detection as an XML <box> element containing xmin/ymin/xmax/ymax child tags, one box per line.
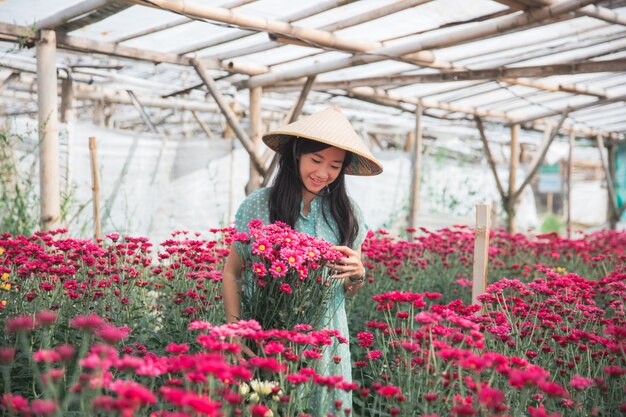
<box><xmin>221</xmin><ymin>106</ymin><xmax>383</xmax><ymax>415</ymax></box>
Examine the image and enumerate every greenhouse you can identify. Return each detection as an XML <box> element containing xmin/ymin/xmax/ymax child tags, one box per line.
<box><xmin>0</xmin><ymin>0</ymin><xmax>625</xmax><ymax>416</ymax></box>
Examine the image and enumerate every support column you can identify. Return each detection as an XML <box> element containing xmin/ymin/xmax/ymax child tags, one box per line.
<box><xmin>607</xmin><ymin>140</ymin><xmax>617</xmax><ymax>230</ymax></box>
<box><xmin>507</xmin><ymin>124</ymin><xmax>520</xmax><ymax>233</ymax></box>
<box><xmin>566</xmin><ymin>131</ymin><xmax>574</xmax><ymax>238</ymax></box>
<box><xmin>407</xmin><ymin>101</ymin><xmax>423</xmax><ymax>235</ymax></box>
<box><xmin>37</xmin><ymin>29</ymin><xmax>61</xmax><ymax>231</ymax></box>
<box><xmin>246</xmin><ymin>86</ymin><xmax>262</xmax><ymax>195</ymax></box>
<box><xmin>60</xmin><ymin>77</ymin><xmax>74</xmax><ymax>194</ymax></box>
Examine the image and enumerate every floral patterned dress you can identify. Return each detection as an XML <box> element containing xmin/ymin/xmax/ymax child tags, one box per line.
<box><xmin>234</xmin><ymin>187</ymin><xmax>367</xmax><ymax>416</ymax></box>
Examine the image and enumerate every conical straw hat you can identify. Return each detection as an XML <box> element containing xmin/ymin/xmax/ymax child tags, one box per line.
<box><xmin>262</xmin><ymin>106</ymin><xmax>383</xmax><ymax>176</ymax></box>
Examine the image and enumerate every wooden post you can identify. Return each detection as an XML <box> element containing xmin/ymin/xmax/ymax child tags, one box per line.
<box><xmin>596</xmin><ymin>133</ymin><xmax>619</xmax><ymax>228</ymax></box>
<box><xmin>88</xmin><ymin>137</ymin><xmax>102</xmax><ymax>240</ymax></box>
<box><xmin>607</xmin><ymin>140</ymin><xmax>617</xmax><ymax>229</ymax></box>
<box><xmin>546</xmin><ymin>192</ymin><xmax>553</xmax><ymax>214</ymax></box>
<box><xmin>507</xmin><ymin>124</ymin><xmax>519</xmax><ymax>233</ymax></box>
<box><xmin>472</xmin><ymin>204</ymin><xmax>491</xmax><ymax>306</ymax></box>
<box><xmin>60</xmin><ymin>77</ymin><xmax>74</xmax><ymax>195</ymax></box>
<box><xmin>566</xmin><ymin>131</ymin><xmax>574</xmax><ymax>238</ymax></box>
<box><xmin>408</xmin><ymin>101</ymin><xmax>423</xmax><ymax>235</ymax></box>
<box><xmin>37</xmin><ymin>29</ymin><xmax>61</xmax><ymax>231</ymax></box>
<box><xmin>246</xmin><ymin>86</ymin><xmax>262</xmax><ymax>195</ymax></box>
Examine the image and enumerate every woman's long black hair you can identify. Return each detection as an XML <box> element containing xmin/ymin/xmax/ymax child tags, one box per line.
<box><xmin>268</xmin><ymin>137</ymin><xmax>359</xmax><ymax>248</ymax></box>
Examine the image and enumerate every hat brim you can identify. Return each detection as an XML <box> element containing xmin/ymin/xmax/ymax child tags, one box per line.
<box><xmin>263</xmin><ymin>132</ymin><xmax>383</xmax><ymax>176</ymax></box>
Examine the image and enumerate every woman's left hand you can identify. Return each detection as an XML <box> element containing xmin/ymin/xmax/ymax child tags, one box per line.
<box><xmin>329</xmin><ymin>246</ymin><xmax>364</xmax><ymax>280</ymax></box>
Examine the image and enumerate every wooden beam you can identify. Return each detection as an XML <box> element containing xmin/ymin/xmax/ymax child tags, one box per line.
<box><xmin>37</xmin><ymin>30</ymin><xmax>61</xmax><ymax>231</ymax></box>
<box><xmin>475</xmin><ymin>116</ymin><xmax>506</xmax><ymax>202</ymax></box>
<box><xmin>192</xmin><ymin>58</ymin><xmax>266</xmax><ymax>177</ymax></box>
<box><xmin>214</xmin><ymin>0</ymin><xmax>432</xmax><ymax>61</ymax></box>
<box><xmin>34</xmin><ymin>0</ymin><xmax>110</xmax><ymax>30</ymax></box>
<box><xmin>114</xmin><ymin>17</ymin><xmax>190</xmax><ymax>43</ymax></box>
<box><xmin>512</xmin><ymin>109</ymin><xmax>568</xmax><ymax>202</ymax></box>
<box><xmin>576</xmin><ymin>4</ymin><xmax>626</xmax><ymax>26</ymax></box>
<box><xmin>241</xmin><ymin>0</ymin><xmax>597</xmax><ymax>88</ymax></box>
<box><xmin>515</xmin><ymin>92</ymin><xmax>626</xmax><ymax>125</ymax></box>
<box><xmin>0</xmin><ymin>22</ymin><xmax>267</xmax><ymax>75</ymax></box>
<box><xmin>170</xmin><ymin>0</ymin><xmax>356</xmax><ymax>55</ymax></box>
<box><xmin>289</xmin><ymin>59</ymin><xmax>626</xmax><ymax>90</ymax></box>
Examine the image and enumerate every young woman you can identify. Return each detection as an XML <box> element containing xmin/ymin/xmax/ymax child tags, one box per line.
<box><xmin>221</xmin><ymin>106</ymin><xmax>383</xmax><ymax>415</ymax></box>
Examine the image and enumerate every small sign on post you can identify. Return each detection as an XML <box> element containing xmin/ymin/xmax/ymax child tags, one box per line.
<box><xmin>538</xmin><ymin>164</ymin><xmax>561</xmax><ymax>194</ymax></box>
<box><xmin>472</xmin><ymin>204</ymin><xmax>491</xmax><ymax>306</ymax></box>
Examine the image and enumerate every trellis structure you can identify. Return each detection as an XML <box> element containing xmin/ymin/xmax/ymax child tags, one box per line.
<box><xmin>0</xmin><ymin>0</ymin><xmax>625</xmax><ymax>233</ymax></box>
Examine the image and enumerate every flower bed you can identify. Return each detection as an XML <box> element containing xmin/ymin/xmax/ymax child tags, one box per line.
<box><xmin>1</xmin><ymin>227</ymin><xmax>624</xmax><ymax>416</ymax></box>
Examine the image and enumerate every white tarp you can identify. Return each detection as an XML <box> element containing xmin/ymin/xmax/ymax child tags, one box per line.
<box><xmin>8</xmin><ymin>117</ymin><xmax>616</xmax><ymax>244</ymax></box>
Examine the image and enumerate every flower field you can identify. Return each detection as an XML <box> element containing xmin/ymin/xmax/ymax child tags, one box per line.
<box><xmin>0</xmin><ymin>226</ymin><xmax>625</xmax><ymax>417</ymax></box>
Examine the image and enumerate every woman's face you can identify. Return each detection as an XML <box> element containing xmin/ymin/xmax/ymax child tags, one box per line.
<box><xmin>298</xmin><ymin>146</ymin><xmax>346</xmax><ymax>198</ymax></box>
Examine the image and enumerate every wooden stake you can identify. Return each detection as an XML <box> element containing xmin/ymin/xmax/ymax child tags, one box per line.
<box><xmin>88</xmin><ymin>136</ymin><xmax>102</xmax><ymax>241</ymax></box>
<box><xmin>507</xmin><ymin>124</ymin><xmax>519</xmax><ymax>233</ymax></box>
<box><xmin>408</xmin><ymin>102</ymin><xmax>424</xmax><ymax>235</ymax></box>
<box><xmin>246</xmin><ymin>86</ymin><xmax>262</xmax><ymax>195</ymax></box>
<box><xmin>472</xmin><ymin>204</ymin><xmax>491</xmax><ymax>306</ymax></box>
<box><xmin>37</xmin><ymin>29</ymin><xmax>61</xmax><ymax>231</ymax></box>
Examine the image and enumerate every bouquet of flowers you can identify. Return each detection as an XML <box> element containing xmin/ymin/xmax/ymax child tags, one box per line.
<box><xmin>233</xmin><ymin>219</ymin><xmax>343</xmax><ymax>331</ymax></box>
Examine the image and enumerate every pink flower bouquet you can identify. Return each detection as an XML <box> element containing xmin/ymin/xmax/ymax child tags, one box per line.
<box><xmin>233</xmin><ymin>220</ymin><xmax>343</xmax><ymax>331</ymax></box>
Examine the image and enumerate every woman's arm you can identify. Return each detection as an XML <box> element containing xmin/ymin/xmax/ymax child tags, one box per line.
<box><xmin>330</xmin><ymin>246</ymin><xmax>366</xmax><ymax>297</ymax></box>
<box><xmin>222</xmin><ymin>244</ymin><xmax>243</xmax><ymax>323</ymax></box>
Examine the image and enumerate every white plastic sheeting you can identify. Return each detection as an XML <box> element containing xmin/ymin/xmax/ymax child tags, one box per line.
<box><xmin>5</xmin><ymin>117</ymin><xmax>554</xmax><ymax>243</ymax></box>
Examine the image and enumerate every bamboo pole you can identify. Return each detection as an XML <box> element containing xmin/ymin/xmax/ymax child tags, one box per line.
<box><xmin>407</xmin><ymin>102</ymin><xmax>424</xmax><ymax>235</ymax></box>
<box><xmin>88</xmin><ymin>137</ymin><xmax>102</xmax><ymax>241</ymax></box>
<box><xmin>246</xmin><ymin>86</ymin><xmax>262</xmax><ymax>195</ymax></box>
<box><xmin>60</xmin><ymin>77</ymin><xmax>74</xmax><ymax>195</ymax></box>
<box><xmin>472</xmin><ymin>204</ymin><xmax>491</xmax><ymax>306</ymax></box>
<box><xmin>567</xmin><ymin>130</ymin><xmax>574</xmax><ymax>238</ymax></box>
<box><xmin>215</xmin><ymin>0</ymin><xmax>432</xmax><ymax>61</ymax></box>
<box><xmin>126</xmin><ymin>90</ymin><xmax>159</xmax><ymax>133</ymax></box>
<box><xmin>0</xmin><ymin>22</ymin><xmax>265</xmax><ymax>75</ymax></box>
<box><xmin>169</xmin><ymin>0</ymin><xmax>357</xmax><ymax>55</ymax></box>
<box><xmin>261</xmin><ymin>76</ymin><xmax>316</xmax><ymax>187</ymax></box>
<box><xmin>507</xmin><ymin>124</ymin><xmax>520</xmax><ymax>233</ymax></box>
<box><xmin>475</xmin><ymin>116</ymin><xmax>506</xmax><ymax>202</ymax></box>
<box><xmin>344</xmin><ymin>87</ymin><xmax>622</xmax><ymax>140</ymax></box>
<box><xmin>35</xmin><ymin>0</ymin><xmax>110</xmax><ymax>30</ymax></box>
<box><xmin>576</xmin><ymin>4</ymin><xmax>626</xmax><ymax>25</ymax></box>
<box><xmin>288</xmin><ymin>59</ymin><xmax>626</xmax><ymax>90</ymax></box>
<box><xmin>241</xmin><ymin>0</ymin><xmax>597</xmax><ymax>88</ymax></box>
<box><xmin>37</xmin><ymin>29</ymin><xmax>61</xmax><ymax>231</ymax></box>
<box><xmin>192</xmin><ymin>59</ymin><xmax>266</xmax><ymax>177</ymax></box>
<box><xmin>514</xmin><ymin>92</ymin><xmax>626</xmax><ymax>125</ymax></box>
<box><xmin>191</xmin><ymin>111</ymin><xmax>215</xmax><ymax>138</ymax></box>
<box><xmin>512</xmin><ymin>110</ymin><xmax>568</xmax><ymax>202</ymax></box>
<box><xmin>596</xmin><ymin>134</ymin><xmax>619</xmax><ymax>228</ymax></box>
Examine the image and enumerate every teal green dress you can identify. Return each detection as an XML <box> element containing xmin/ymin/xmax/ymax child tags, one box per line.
<box><xmin>234</xmin><ymin>187</ymin><xmax>367</xmax><ymax>416</ymax></box>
